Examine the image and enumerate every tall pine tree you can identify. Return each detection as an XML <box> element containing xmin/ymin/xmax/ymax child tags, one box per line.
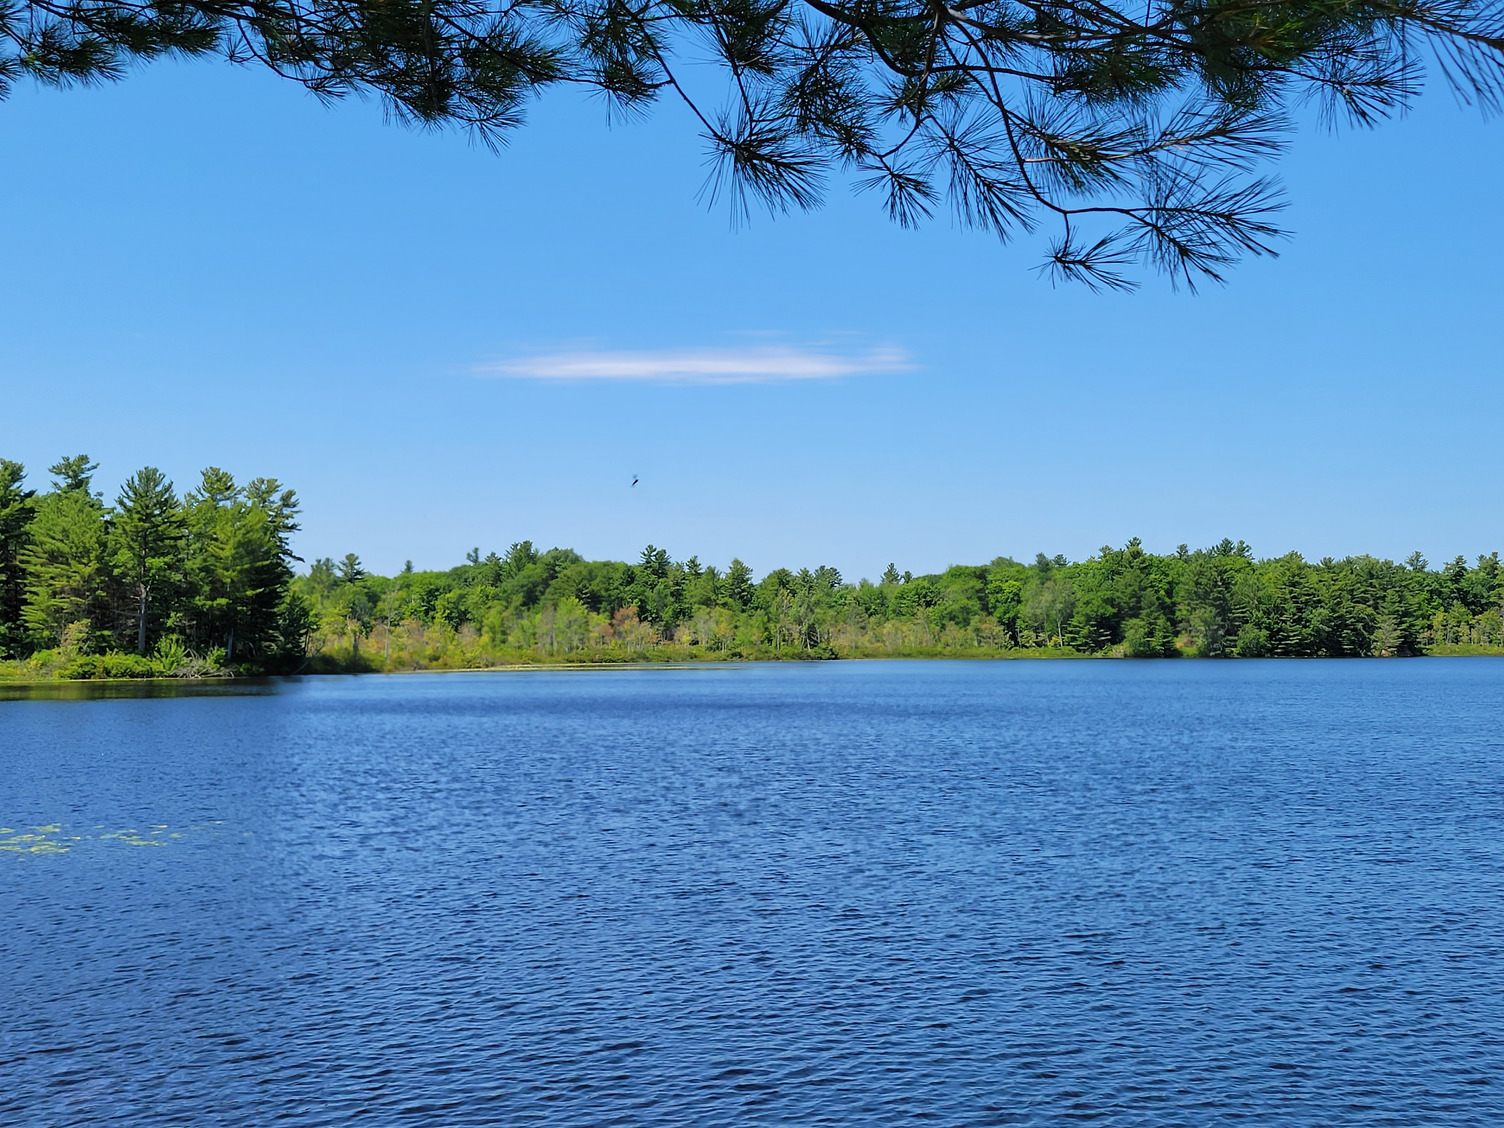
<box><xmin>0</xmin><ymin>460</ymin><xmax>36</xmax><ymax>657</ymax></box>
<box><xmin>184</xmin><ymin>469</ymin><xmax>301</xmax><ymax>662</ymax></box>
<box><xmin>20</xmin><ymin>456</ymin><xmax>109</xmax><ymax>650</ymax></box>
<box><xmin>109</xmin><ymin>467</ymin><xmax>184</xmax><ymax>654</ymax></box>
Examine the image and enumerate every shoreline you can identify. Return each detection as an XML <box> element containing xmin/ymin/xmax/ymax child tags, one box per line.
<box><xmin>4</xmin><ymin>644</ymin><xmax>1503</xmax><ymax>690</ymax></box>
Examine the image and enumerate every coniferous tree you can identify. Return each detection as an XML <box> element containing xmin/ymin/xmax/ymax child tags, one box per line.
<box><xmin>49</xmin><ymin>455</ymin><xmax>99</xmax><ymax>494</ymax></box>
<box><xmin>0</xmin><ymin>460</ymin><xmax>36</xmax><ymax>657</ymax></box>
<box><xmin>183</xmin><ymin>467</ymin><xmax>237</xmax><ymax>654</ymax></box>
<box><xmin>337</xmin><ymin>553</ymin><xmax>366</xmax><ymax>583</ymax></box>
<box><xmin>184</xmin><ymin>468</ymin><xmax>301</xmax><ymax>662</ymax></box>
<box><xmin>5</xmin><ymin>0</ymin><xmax>1504</xmax><ymax>285</ymax></box>
<box><xmin>108</xmin><ymin>466</ymin><xmax>185</xmax><ymax>654</ymax></box>
<box><xmin>20</xmin><ymin>456</ymin><xmax>108</xmax><ymax>649</ymax></box>
<box><xmin>725</xmin><ymin>559</ymin><xmax>755</xmax><ymax>609</ymax></box>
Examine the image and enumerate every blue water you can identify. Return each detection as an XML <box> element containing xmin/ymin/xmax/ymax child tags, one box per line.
<box><xmin>3</xmin><ymin>660</ymin><xmax>1503</xmax><ymax>1126</ymax></box>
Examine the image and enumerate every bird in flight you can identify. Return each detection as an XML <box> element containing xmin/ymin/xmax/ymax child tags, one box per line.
<box><xmin>631</xmin><ymin>474</ymin><xmax>639</xmax><ymax>487</ymax></box>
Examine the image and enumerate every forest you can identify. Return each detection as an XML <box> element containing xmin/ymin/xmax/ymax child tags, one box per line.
<box><xmin>296</xmin><ymin>540</ymin><xmax>1504</xmax><ymax>670</ymax></box>
<box><xmin>0</xmin><ymin>456</ymin><xmax>305</xmax><ymax>678</ymax></box>
<box><xmin>2</xmin><ymin>455</ymin><xmax>1502</xmax><ymax>678</ymax></box>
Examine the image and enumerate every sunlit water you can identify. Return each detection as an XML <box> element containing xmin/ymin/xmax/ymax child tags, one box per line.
<box><xmin>4</xmin><ymin>660</ymin><xmax>1503</xmax><ymax>1126</ymax></box>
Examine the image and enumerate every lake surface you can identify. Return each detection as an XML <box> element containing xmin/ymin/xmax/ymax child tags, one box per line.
<box><xmin>4</xmin><ymin>660</ymin><xmax>1503</xmax><ymax>1126</ymax></box>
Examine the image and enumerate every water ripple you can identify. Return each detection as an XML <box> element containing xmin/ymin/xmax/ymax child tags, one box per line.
<box><xmin>2</xmin><ymin>659</ymin><xmax>1502</xmax><ymax>1125</ymax></box>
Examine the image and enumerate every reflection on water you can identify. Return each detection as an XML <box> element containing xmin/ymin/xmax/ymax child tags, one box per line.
<box><xmin>3</xmin><ymin>660</ymin><xmax>1503</xmax><ymax>1126</ymax></box>
<box><xmin>0</xmin><ymin>677</ymin><xmax>284</xmax><ymax>702</ymax></box>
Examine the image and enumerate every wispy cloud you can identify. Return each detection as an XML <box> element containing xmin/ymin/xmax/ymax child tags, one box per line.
<box><xmin>479</xmin><ymin>344</ymin><xmax>911</xmax><ymax>385</ymax></box>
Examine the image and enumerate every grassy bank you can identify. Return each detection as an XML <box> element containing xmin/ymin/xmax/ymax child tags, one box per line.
<box><xmin>0</xmin><ymin>643</ymin><xmax>1079</xmax><ymax>681</ymax></box>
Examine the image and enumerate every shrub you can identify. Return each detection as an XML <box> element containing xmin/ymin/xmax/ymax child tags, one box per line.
<box><xmin>58</xmin><ymin>653</ymin><xmax>159</xmax><ymax>680</ymax></box>
<box><xmin>153</xmin><ymin>635</ymin><xmax>189</xmax><ymax>672</ymax></box>
<box><xmin>1234</xmin><ymin>625</ymin><xmax>1270</xmax><ymax>658</ymax></box>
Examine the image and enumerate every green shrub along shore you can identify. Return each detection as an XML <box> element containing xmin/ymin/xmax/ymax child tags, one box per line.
<box><xmin>1</xmin><ymin>455</ymin><xmax>1501</xmax><ymax>680</ymax></box>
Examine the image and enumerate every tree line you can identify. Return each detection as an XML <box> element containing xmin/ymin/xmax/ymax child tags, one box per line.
<box><xmin>301</xmin><ymin>537</ymin><xmax>1504</xmax><ymax>671</ymax></box>
<box><xmin>4</xmin><ymin>452</ymin><xmax>1501</xmax><ymax>678</ymax></box>
<box><xmin>0</xmin><ymin>455</ymin><xmax>306</xmax><ymax>677</ymax></box>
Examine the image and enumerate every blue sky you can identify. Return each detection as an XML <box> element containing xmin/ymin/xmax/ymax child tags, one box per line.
<box><xmin>0</xmin><ymin>59</ymin><xmax>1498</xmax><ymax>580</ymax></box>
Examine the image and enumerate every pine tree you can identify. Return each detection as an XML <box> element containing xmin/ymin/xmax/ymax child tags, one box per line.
<box><xmin>5</xmin><ymin>0</ymin><xmax>1504</xmax><ymax>285</ymax></box>
<box><xmin>184</xmin><ymin>469</ymin><xmax>301</xmax><ymax>661</ymax></box>
<box><xmin>0</xmin><ymin>460</ymin><xmax>36</xmax><ymax>657</ymax></box>
<box><xmin>337</xmin><ymin>553</ymin><xmax>366</xmax><ymax>583</ymax></box>
<box><xmin>48</xmin><ymin>454</ymin><xmax>99</xmax><ymax>494</ymax></box>
<box><xmin>109</xmin><ymin>467</ymin><xmax>185</xmax><ymax>654</ymax></box>
<box><xmin>21</xmin><ymin>457</ymin><xmax>109</xmax><ymax>649</ymax></box>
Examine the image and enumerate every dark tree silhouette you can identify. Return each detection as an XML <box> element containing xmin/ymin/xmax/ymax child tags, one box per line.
<box><xmin>6</xmin><ymin>0</ymin><xmax>1502</xmax><ymax>285</ymax></box>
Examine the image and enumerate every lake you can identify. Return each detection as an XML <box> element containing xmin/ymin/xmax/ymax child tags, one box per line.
<box><xmin>4</xmin><ymin>660</ymin><xmax>1503</xmax><ymax>1126</ymax></box>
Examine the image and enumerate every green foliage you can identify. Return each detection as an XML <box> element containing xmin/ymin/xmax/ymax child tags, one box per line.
<box><xmin>337</xmin><ymin>553</ymin><xmax>366</xmax><ymax>583</ymax></box>
<box><xmin>48</xmin><ymin>454</ymin><xmax>98</xmax><ymax>494</ymax></box>
<box><xmin>57</xmin><ymin>652</ymin><xmax>161</xmax><ymax>680</ymax></box>
<box><xmin>0</xmin><ymin>454</ymin><xmax>301</xmax><ymax>676</ymax></box>
<box><xmin>0</xmin><ymin>459</ymin><xmax>36</xmax><ymax>658</ymax></box>
<box><xmin>1234</xmin><ymin>624</ymin><xmax>1271</xmax><ymax>658</ymax></box>
<box><xmin>5</xmin><ymin>449</ymin><xmax>1498</xmax><ymax>674</ymax></box>
<box><xmin>270</xmin><ymin>590</ymin><xmax>315</xmax><ymax>670</ymax></box>
<box><xmin>154</xmin><ymin>634</ymin><xmax>189</xmax><ymax>671</ymax></box>
<box><xmin>183</xmin><ymin>469</ymin><xmax>301</xmax><ymax>662</ymax></box>
<box><xmin>43</xmin><ymin>631</ymin><xmax>233</xmax><ymax>679</ymax></box>
<box><xmin>109</xmin><ymin>466</ymin><xmax>184</xmax><ymax>654</ymax></box>
<box><xmin>20</xmin><ymin>479</ymin><xmax>109</xmax><ymax>649</ymax></box>
<box><xmin>293</xmin><ymin>537</ymin><xmax>1504</xmax><ymax>670</ymax></box>
<box><xmin>5</xmin><ymin>0</ymin><xmax>1502</xmax><ymax>285</ymax></box>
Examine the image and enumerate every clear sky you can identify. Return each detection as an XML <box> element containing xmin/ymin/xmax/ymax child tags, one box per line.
<box><xmin>0</xmin><ymin>59</ymin><xmax>1498</xmax><ymax>581</ymax></box>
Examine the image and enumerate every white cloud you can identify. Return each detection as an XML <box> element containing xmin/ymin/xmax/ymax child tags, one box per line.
<box><xmin>479</xmin><ymin>345</ymin><xmax>911</xmax><ymax>385</ymax></box>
